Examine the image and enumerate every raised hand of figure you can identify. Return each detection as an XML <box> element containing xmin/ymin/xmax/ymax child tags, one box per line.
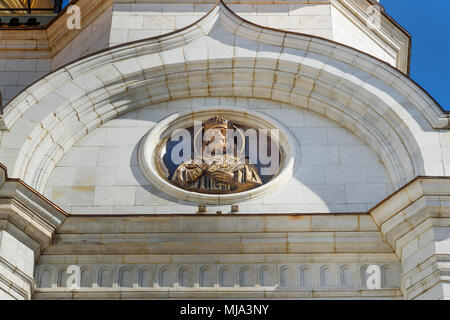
<box><xmin>210</xmin><ymin>170</ymin><xmax>235</xmax><ymax>184</ymax></box>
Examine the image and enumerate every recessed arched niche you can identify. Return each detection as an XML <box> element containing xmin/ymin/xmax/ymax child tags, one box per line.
<box><xmin>138</xmin><ymin>107</ymin><xmax>299</xmax><ymax>205</ymax></box>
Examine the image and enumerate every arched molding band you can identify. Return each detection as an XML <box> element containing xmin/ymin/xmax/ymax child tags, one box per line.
<box><xmin>4</xmin><ymin>1</ymin><xmax>446</xmax><ymax>127</ymax></box>
<box><xmin>5</xmin><ymin>59</ymin><xmax>422</xmax><ymax>192</ymax></box>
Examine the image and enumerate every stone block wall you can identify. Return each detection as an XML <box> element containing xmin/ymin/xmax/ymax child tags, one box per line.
<box><xmin>110</xmin><ymin>2</ymin><xmax>333</xmax><ymax>46</ymax></box>
<box><xmin>0</xmin><ymin>59</ymin><xmax>51</xmax><ymax>109</ymax></box>
<box><xmin>0</xmin><ymin>0</ymin><xmax>409</xmax><ymax>107</ymax></box>
<box><xmin>34</xmin><ymin>261</ymin><xmax>402</xmax><ymax>298</ymax></box>
<box><xmin>51</xmin><ymin>5</ymin><xmax>114</xmax><ymax>70</ymax></box>
<box><xmin>109</xmin><ymin>0</ymin><xmax>402</xmax><ymax>69</ymax></box>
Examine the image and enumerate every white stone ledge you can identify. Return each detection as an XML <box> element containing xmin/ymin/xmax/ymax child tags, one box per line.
<box><xmin>32</xmin><ymin>289</ymin><xmax>403</xmax><ymax>299</ymax></box>
<box><xmin>58</xmin><ymin>214</ymin><xmax>377</xmax><ymax>233</ymax></box>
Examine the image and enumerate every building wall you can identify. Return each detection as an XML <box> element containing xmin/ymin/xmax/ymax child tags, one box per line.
<box><xmin>0</xmin><ymin>58</ymin><xmax>51</xmax><ymax>108</ymax></box>
<box><xmin>110</xmin><ymin>3</ymin><xmax>333</xmax><ymax>46</ymax></box>
<box><xmin>0</xmin><ymin>1</ymin><xmax>446</xmax><ymax>301</ymax></box>
<box><xmin>0</xmin><ymin>0</ymin><xmax>409</xmax><ymax>107</ymax></box>
<box><xmin>44</xmin><ymin>97</ymin><xmax>393</xmax><ymax>215</ymax></box>
<box><xmin>330</xmin><ymin>4</ymin><xmax>396</xmax><ymax>66</ymax></box>
<box><xmin>51</xmin><ymin>5</ymin><xmax>114</xmax><ymax>70</ymax></box>
<box><xmin>108</xmin><ymin>1</ymin><xmax>399</xmax><ymax>68</ymax></box>
<box><xmin>0</xmin><ymin>0</ymin><xmax>113</xmax><ymax>107</ymax></box>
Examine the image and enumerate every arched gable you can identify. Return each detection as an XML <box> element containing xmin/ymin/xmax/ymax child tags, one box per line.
<box><xmin>0</xmin><ymin>0</ymin><xmax>447</xmax><ymax>195</ymax></box>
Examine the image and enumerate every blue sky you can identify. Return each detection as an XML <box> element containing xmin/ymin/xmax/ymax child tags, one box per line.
<box><xmin>383</xmin><ymin>0</ymin><xmax>450</xmax><ymax>111</ymax></box>
<box><xmin>62</xmin><ymin>0</ymin><xmax>448</xmax><ymax>110</ymax></box>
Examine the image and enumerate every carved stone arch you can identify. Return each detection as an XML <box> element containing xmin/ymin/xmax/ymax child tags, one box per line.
<box><xmin>381</xmin><ymin>264</ymin><xmax>398</xmax><ymax>289</ymax></box>
<box><xmin>280</xmin><ymin>265</ymin><xmax>296</xmax><ymax>288</ymax></box>
<box><xmin>339</xmin><ymin>265</ymin><xmax>355</xmax><ymax>287</ymax></box>
<box><xmin>76</xmin><ymin>266</ymin><xmax>91</xmax><ymax>288</ymax></box>
<box><xmin>279</xmin><ymin>266</ymin><xmax>288</xmax><ymax>288</ymax></box>
<box><xmin>118</xmin><ymin>266</ymin><xmax>134</xmax><ymax>288</ymax></box>
<box><xmin>57</xmin><ymin>266</ymin><xmax>69</xmax><ymax>288</ymax></box>
<box><xmin>319</xmin><ymin>265</ymin><xmax>335</xmax><ymax>288</ymax></box>
<box><xmin>138</xmin><ymin>266</ymin><xmax>155</xmax><ymax>288</ymax></box>
<box><xmin>259</xmin><ymin>265</ymin><xmax>275</xmax><ymax>287</ymax></box>
<box><xmin>199</xmin><ymin>266</ymin><xmax>215</xmax><ymax>288</ymax></box>
<box><xmin>97</xmin><ymin>266</ymin><xmax>113</xmax><ymax>288</ymax></box>
<box><xmin>299</xmin><ymin>266</ymin><xmax>313</xmax><ymax>288</ymax></box>
<box><xmin>179</xmin><ymin>266</ymin><xmax>195</xmax><ymax>288</ymax></box>
<box><xmin>360</xmin><ymin>264</ymin><xmax>370</xmax><ymax>288</ymax></box>
<box><xmin>158</xmin><ymin>266</ymin><xmax>173</xmax><ymax>288</ymax></box>
<box><xmin>37</xmin><ymin>266</ymin><xmax>56</xmax><ymax>288</ymax></box>
<box><xmin>219</xmin><ymin>266</ymin><xmax>233</xmax><ymax>287</ymax></box>
<box><xmin>239</xmin><ymin>265</ymin><xmax>255</xmax><ymax>287</ymax></box>
<box><xmin>7</xmin><ymin>64</ymin><xmax>423</xmax><ymax>193</ymax></box>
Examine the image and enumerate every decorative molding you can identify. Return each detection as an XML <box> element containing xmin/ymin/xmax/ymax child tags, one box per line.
<box><xmin>34</xmin><ymin>262</ymin><xmax>402</xmax><ymax>298</ymax></box>
<box><xmin>0</xmin><ymin>164</ymin><xmax>66</xmax><ymax>299</ymax></box>
<box><xmin>370</xmin><ymin>177</ymin><xmax>450</xmax><ymax>299</ymax></box>
<box><xmin>0</xmin><ymin>257</ymin><xmax>34</xmax><ymax>300</ymax></box>
<box><xmin>0</xmin><ymin>164</ymin><xmax>67</xmax><ymax>252</ymax></box>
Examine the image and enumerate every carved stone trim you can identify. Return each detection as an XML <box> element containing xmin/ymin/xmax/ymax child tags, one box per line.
<box><xmin>34</xmin><ymin>262</ymin><xmax>402</xmax><ymax>299</ymax></box>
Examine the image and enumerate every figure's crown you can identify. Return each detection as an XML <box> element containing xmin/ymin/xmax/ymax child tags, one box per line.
<box><xmin>203</xmin><ymin>116</ymin><xmax>233</xmax><ymax>131</ymax></box>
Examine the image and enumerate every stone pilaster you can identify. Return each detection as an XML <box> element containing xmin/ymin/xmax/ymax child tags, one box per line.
<box><xmin>371</xmin><ymin>177</ymin><xmax>450</xmax><ymax>299</ymax></box>
<box><xmin>0</xmin><ymin>165</ymin><xmax>66</xmax><ymax>299</ymax></box>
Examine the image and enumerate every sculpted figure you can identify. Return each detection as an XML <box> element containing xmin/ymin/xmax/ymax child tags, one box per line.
<box><xmin>171</xmin><ymin>116</ymin><xmax>262</xmax><ymax>193</ymax></box>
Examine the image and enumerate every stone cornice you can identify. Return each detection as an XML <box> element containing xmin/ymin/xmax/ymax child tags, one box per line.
<box><xmin>370</xmin><ymin>176</ymin><xmax>450</xmax><ymax>254</ymax></box>
<box><xmin>44</xmin><ymin>212</ymin><xmax>394</xmax><ymax>256</ymax></box>
<box><xmin>0</xmin><ymin>256</ymin><xmax>33</xmax><ymax>299</ymax></box>
<box><xmin>0</xmin><ymin>164</ymin><xmax>67</xmax><ymax>259</ymax></box>
<box><xmin>370</xmin><ymin>177</ymin><xmax>450</xmax><ymax>299</ymax></box>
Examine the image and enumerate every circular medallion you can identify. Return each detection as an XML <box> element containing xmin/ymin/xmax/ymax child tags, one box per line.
<box><xmin>138</xmin><ymin>107</ymin><xmax>298</xmax><ymax>205</ymax></box>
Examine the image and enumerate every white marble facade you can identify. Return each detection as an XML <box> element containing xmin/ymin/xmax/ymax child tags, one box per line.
<box><xmin>0</xmin><ymin>0</ymin><xmax>448</xmax><ymax>300</ymax></box>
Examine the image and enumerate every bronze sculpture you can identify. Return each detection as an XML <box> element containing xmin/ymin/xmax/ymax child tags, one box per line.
<box><xmin>171</xmin><ymin>116</ymin><xmax>263</xmax><ymax>194</ymax></box>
